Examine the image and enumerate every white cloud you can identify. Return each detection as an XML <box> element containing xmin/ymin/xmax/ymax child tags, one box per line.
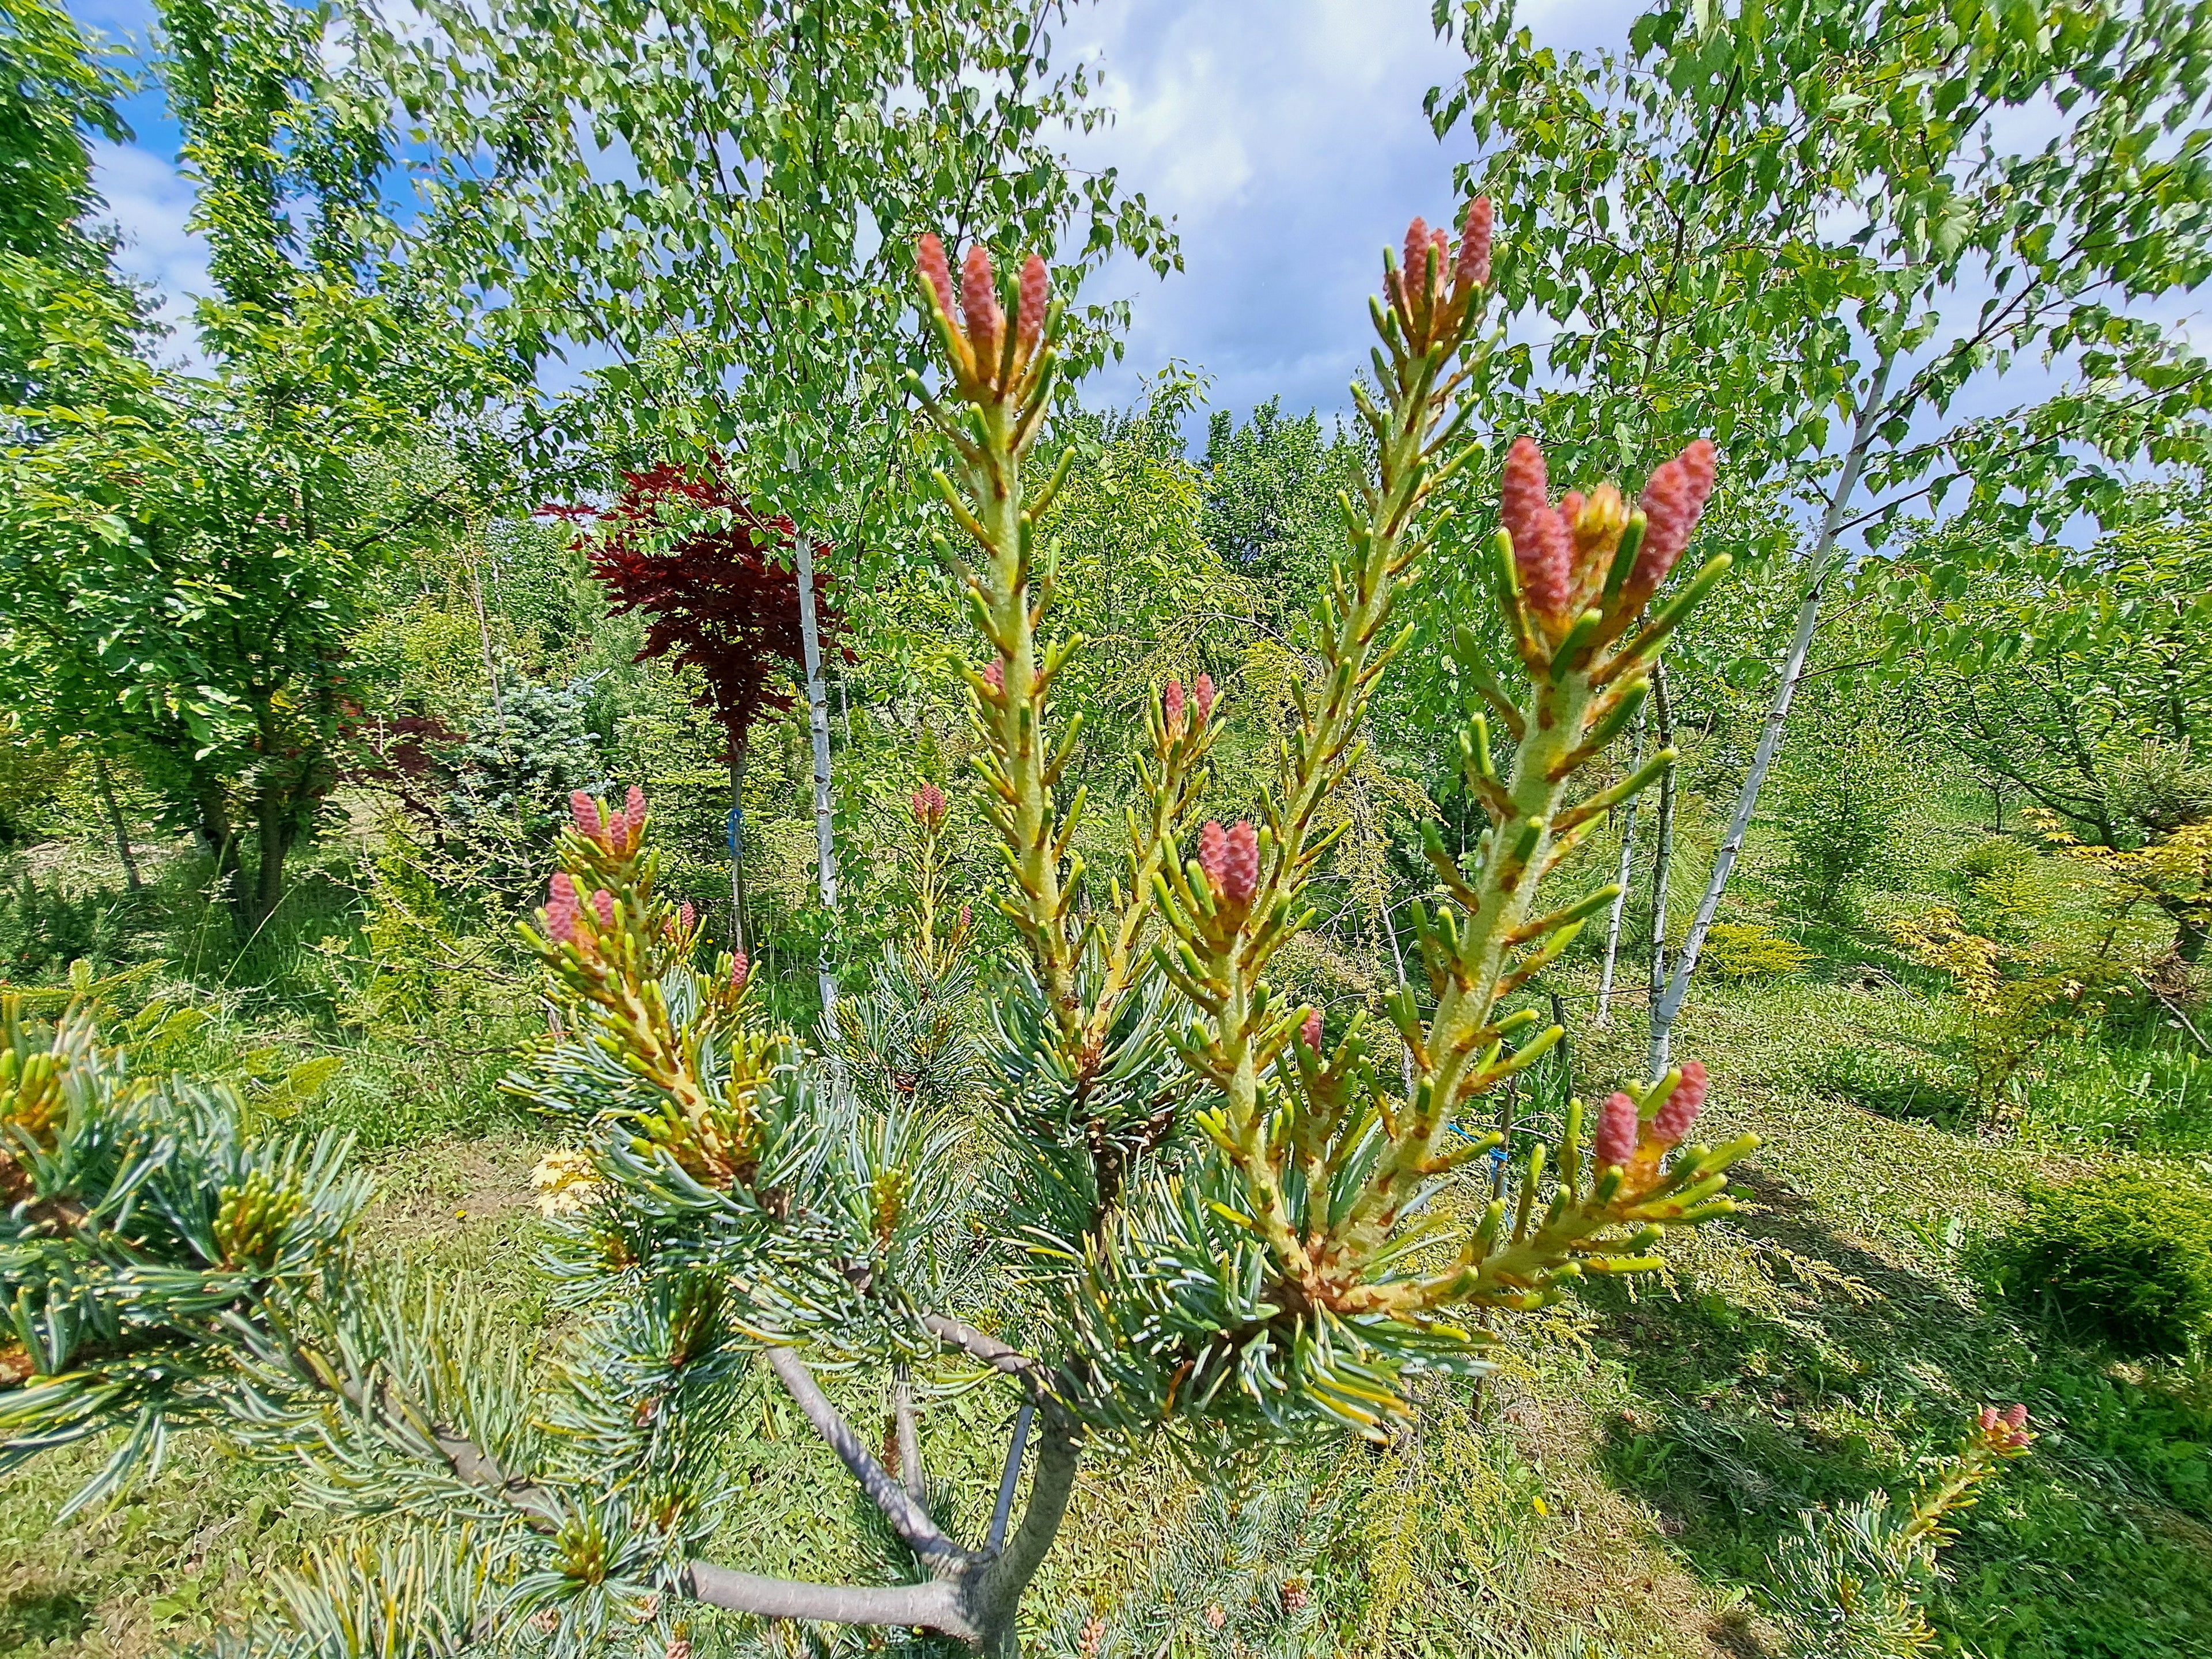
<box><xmin>1048</xmin><ymin>0</ymin><xmax>1664</xmax><ymax>428</ymax></box>
<box><xmin>89</xmin><ymin>138</ymin><xmax>211</xmax><ymax>363</ymax></box>
<box><xmin>1056</xmin><ymin>0</ymin><xmax>1471</xmax><ymax>424</ymax></box>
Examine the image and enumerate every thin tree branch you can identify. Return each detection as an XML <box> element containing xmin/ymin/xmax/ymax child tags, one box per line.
<box><xmin>301</xmin><ymin>1346</ymin><xmax>563</xmax><ymax>1535</ymax></box>
<box><xmin>922</xmin><ymin>1313</ymin><xmax>1041</xmax><ymax>1387</ymax></box>
<box><xmin>761</xmin><ymin>1346</ymin><xmax>976</xmax><ymax>1571</ymax></box>
<box><xmin>1834</xmin><ymin>366</ymin><xmax>2211</xmax><ymax>539</ymax></box>
<box><xmin>680</xmin><ymin>1563</ymin><xmax>972</xmax><ymax>1638</ymax></box>
<box><xmin>973</xmin><ymin>1407</ymin><xmax>1081</xmax><ymax>1620</ymax></box>
<box><xmin>985</xmin><ymin>1399</ymin><xmax>1033</xmax><ymax>1555</ymax></box>
<box><xmin>893</xmin><ymin>1362</ymin><xmax>924</xmax><ymax>1505</ymax></box>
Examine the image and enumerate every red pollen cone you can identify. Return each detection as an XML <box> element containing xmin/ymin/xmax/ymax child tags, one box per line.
<box><xmin>1018</xmin><ymin>254</ymin><xmax>1049</xmax><ymax>352</ymax></box>
<box><xmin>916</xmin><ymin>233</ymin><xmax>956</xmax><ymax>319</ymax></box>
<box><xmin>571</xmin><ymin>789</ymin><xmax>604</xmax><ymax>845</ymax></box>
<box><xmin>1198</xmin><ymin>821</ymin><xmax>1228</xmax><ymax>896</ymax></box>
<box><xmin>961</xmin><ymin>244</ymin><xmax>1003</xmax><ymax>366</ymax></box>
<box><xmin>1633</xmin><ymin>438</ymin><xmax>1718</xmax><ymax>594</ymax></box>
<box><xmin>1457</xmin><ymin>196</ymin><xmax>1493</xmax><ymax>290</ymax></box>
<box><xmin>547</xmin><ymin>872</ymin><xmax>579</xmax><ymax>944</ymax></box>
<box><xmin>1594</xmin><ymin>1092</ymin><xmax>1639</xmax><ymax>1170</ymax></box>
<box><xmin>1221</xmin><ymin>822</ymin><xmax>1259</xmax><ymax>908</ymax></box>
<box><xmin>1651</xmin><ymin>1059</ymin><xmax>1706</xmax><ymax>1145</ymax></box>
<box><xmin>1501</xmin><ymin>438</ymin><xmax>1572</xmax><ymax>619</ymax></box>
<box><xmin>1402</xmin><ymin>217</ymin><xmax>1431</xmax><ymax>296</ymax></box>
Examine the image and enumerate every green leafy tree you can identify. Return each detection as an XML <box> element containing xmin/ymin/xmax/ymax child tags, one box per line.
<box><xmin>2</xmin><ymin>202</ymin><xmax>1762</xmax><ymax>1655</ymax></box>
<box><xmin>1432</xmin><ymin>0</ymin><xmax>2212</xmax><ymax>1073</ymax></box>
<box><xmin>1769</xmin><ymin>732</ymin><xmax>1913</xmax><ymax>926</ymax></box>
<box><xmin>1034</xmin><ymin>378</ymin><xmax>1246</xmax><ymax>729</ymax></box>
<box><xmin>0</xmin><ymin>0</ymin><xmax>144</xmax><ymax>402</ymax></box>
<box><xmin>0</xmin><ymin>0</ymin><xmax>507</xmax><ymax>929</ymax></box>
<box><xmin>1880</xmin><ymin>486</ymin><xmax>2212</xmax><ymax>957</ymax></box>
<box><xmin>1200</xmin><ymin>397</ymin><xmax>1365</xmax><ymax>611</ymax></box>
<box><xmin>361</xmin><ymin>0</ymin><xmax>1177</xmax><ymax>1020</ymax></box>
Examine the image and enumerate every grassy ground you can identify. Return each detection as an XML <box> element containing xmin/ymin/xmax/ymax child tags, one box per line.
<box><xmin>5</xmin><ymin>840</ymin><xmax>2211</xmax><ymax>1657</ymax></box>
<box><xmin>1572</xmin><ymin>976</ymin><xmax>2212</xmax><ymax>1658</ymax></box>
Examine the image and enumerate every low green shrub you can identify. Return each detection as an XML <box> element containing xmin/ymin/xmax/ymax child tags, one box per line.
<box><xmin>1991</xmin><ymin>1174</ymin><xmax>2212</xmax><ymax>1358</ymax></box>
<box><xmin>1702</xmin><ymin>920</ymin><xmax>1813</xmax><ymax>980</ymax></box>
<box><xmin>1950</xmin><ymin>835</ymin><xmax>2048</xmax><ymax>941</ymax></box>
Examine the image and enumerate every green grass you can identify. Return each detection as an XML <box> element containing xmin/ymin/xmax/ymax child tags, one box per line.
<box><xmin>1562</xmin><ymin>969</ymin><xmax>2212</xmax><ymax>1658</ymax></box>
<box><xmin>7</xmin><ymin>832</ymin><xmax>2212</xmax><ymax>1658</ymax></box>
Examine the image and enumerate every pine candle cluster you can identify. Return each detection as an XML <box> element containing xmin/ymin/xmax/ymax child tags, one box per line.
<box><xmin>0</xmin><ymin>191</ymin><xmax>1764</xmax><ymax>1658</ymax></box>
<box><xmin>908</xmin><ymin>196</ymin><xmax>1754</xmax><ymax>1435</ymax></box>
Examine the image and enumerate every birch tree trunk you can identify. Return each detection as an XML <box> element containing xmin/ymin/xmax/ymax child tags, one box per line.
<box><xmin>1646</xmin><ymin>662</ymin><xmax>1677</xmax><ymax>1079</ymax></box>
<box><xmin>795</xmin><ymin>532</ymin><xmax>842</xmax><ymax>1042</ymax></box>
<box><xmin>1649</xmin><ymin>351</ymin><xmax>1895</xmax><ymax>1069</ymax></box>
<box><xmin>465</xmin><ymin>547</ymin><xmax>502</xmax><ymax>721</ymax></box>
<box><xmin>1594</xmin><ymin>705</ymin><xmax>1646</xmax><ymax>1027</ymax></box>
<box><xmin>728</xmin><ymin>734</ymin><xmax>750</xmax><ymax>955</ymax></box>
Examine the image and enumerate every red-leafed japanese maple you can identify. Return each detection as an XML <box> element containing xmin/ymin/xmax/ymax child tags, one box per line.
<box><xmin>581</xmin><ymin>459</ymin><xmax>845</xmax><ymax>946</ymax></box>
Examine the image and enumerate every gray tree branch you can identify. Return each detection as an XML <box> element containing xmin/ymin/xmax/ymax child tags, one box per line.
<box><xmin>794</xmin><ymin>531</ymin><xmax>843</xmax><ymax>1040</ymax></box>
<box><xmin>681</xmin><ymin>1563</ymin><xmax>972</xmax><ymax>1639</ymax></box>
<box><xmin>893</xmin><ymin>1361</ymin><xmax>924</xmax><ymax>1505</ymax></box>
<box><xmin>922</xmin><ymin>1312</ymin><xmax>1040</xmax><ymax>1387</ymax></box>
<box><xmin>761</xmin><ymin>1346</ymin><xmax>975</xmax><ymax>1572</ymax></box>
<box><xmin>1595</xmin><ymin>703</ymin><xmax>1645</xmax><ymax>1025</ymax></box>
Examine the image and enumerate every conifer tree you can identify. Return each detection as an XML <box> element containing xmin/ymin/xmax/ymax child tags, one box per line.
<box><xmin>2</xmin><ymin>200</ymin><xmax>1756</xmax><ymax>1656</ymax></box>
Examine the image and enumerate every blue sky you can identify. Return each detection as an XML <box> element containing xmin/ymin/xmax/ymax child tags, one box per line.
<box><xmin>65</xmin><ymin>0</ymin><xmax>1645</xmax><ymax>419</ymax></box>
<box><xmin>1050</xmin><ymin>0</ymin><xmax>1639</xmax><ymax>417</ymax></box>
<box><xmin>62</xmin><ymin>0</ymin><xmax>2206</xmax><ymax>485</ymax></box>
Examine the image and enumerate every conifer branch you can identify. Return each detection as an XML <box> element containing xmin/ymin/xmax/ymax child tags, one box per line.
<box><xmin>763</xmin><ymin>1346</ymin><xmax>978</xmax><ymax>1571</ymax></box>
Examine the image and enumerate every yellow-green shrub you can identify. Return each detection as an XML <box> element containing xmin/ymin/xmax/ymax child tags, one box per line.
<box><xmin>1701</xmin><ymin>921</ymin><xmax>1812</xmax><ymax>980</ymax></box>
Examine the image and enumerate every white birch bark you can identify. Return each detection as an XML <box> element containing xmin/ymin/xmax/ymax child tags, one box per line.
<box><xmin>796</xmin><ymin>532</ymin><xmax>842</xmax><ymax>1042</ymax></box>
<box><xmin>1646</xmin><ymin>662</ymin><xmax>1677</xmax><ymax>1079</ymax></box>
<box><xmin>1649</xmin><ymin>351</ymin><xmax>1896</xmax><ymax>1067</ymax></box>
<box><xmin>1594</xmin><ymin>704</ymin><xmax>1646</xmax><ymax>1027</ymax></box>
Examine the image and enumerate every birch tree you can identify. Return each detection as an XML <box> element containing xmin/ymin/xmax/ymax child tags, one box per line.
<box><xmin>1431</xmin><ymin>0</ymin><xmax>2212</xmax><ymax>1070</ymax></box>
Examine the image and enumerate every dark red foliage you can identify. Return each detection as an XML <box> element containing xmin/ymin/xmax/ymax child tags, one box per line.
<box><xmin>349</xmin><ymin>711</ymin><xmax>464</xmax><ymax>820</ymax></box>
<box><xmin>570</xmin><ymin>460</ymin><xmax>848</xmax><ymax>757</ymax></box>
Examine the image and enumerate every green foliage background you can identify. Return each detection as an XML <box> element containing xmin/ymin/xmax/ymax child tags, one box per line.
<box><xmin>6</xmin><ymin>0</ymin><xmax>2212</xmax><ymax>1653</ymax></box>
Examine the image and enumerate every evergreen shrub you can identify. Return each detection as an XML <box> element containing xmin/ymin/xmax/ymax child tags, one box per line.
<box><xmin>1700</xmin><ymin>921</ymin><xmax>1812</xmax><ymax>979</ymax></box>
<box><xmin>1993</xmin><ymin>1174</ymin><xmax>2212</xmax><ymax>1357</ymax></box>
